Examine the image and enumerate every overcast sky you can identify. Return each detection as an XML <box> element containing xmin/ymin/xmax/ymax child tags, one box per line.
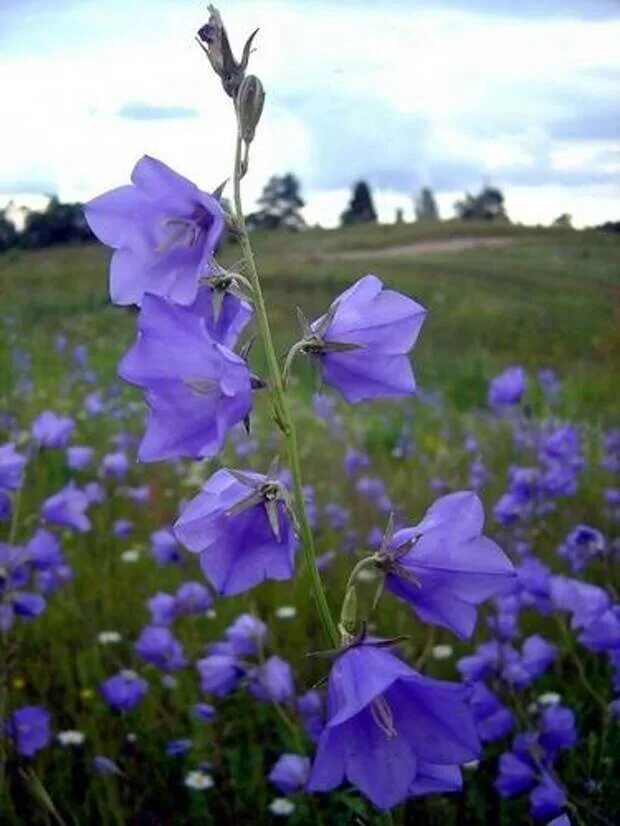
<box><xmin>1</xmin><ymin>0</ymin><xmax>618</xmax><ymax>227</ymax></box>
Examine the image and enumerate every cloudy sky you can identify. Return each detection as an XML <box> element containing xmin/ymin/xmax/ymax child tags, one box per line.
<box><xmin>1</xmin><ymin>0</ymin><xmax>618</xmax><ymax>227</ymax></box>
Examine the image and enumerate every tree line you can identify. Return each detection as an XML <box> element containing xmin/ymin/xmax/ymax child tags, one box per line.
<box><xmin>2</xmin><ymin>177</ymin><xmax>614</xmax><ymax>252</ymax></box>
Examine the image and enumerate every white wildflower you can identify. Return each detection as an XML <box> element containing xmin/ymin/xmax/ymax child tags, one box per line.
<box><xmin>185</xmin><ymin>770</ymin><xmax>214</xmax><ymax>790</ymax></box>
<box><xmin>269</xmin><ymin>798</ymin><xmax>295</xmax><ymax>816</ymax></box>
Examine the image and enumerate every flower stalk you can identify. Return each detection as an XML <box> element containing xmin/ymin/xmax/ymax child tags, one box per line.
<box><xmin>231</xmin><ymin>129</ymin><xmax>339</xmax><ymax>648</ymax></box>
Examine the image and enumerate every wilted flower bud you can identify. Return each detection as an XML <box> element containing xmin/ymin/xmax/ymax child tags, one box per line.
<box><xmin>236</xmin><ymin>75</ymin><xmax>265</xmax><ymax>144</ymax></box>
<box><xmin>197</xmin><ymin>5</ymin><xmax>258</xmax><ymax>98</ymax></box>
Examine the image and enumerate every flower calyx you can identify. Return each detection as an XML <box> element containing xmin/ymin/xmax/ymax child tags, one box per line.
<box><xmin>225</xmin><ymin>468</ymin><xmax>291</xmax><ymax>541</ymax></box>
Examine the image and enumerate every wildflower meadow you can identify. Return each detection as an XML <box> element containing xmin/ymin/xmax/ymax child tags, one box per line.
<box><xmin>1</xmin><ymin>6</ymin><xmax>619</xmax><ymax>825</ymax></box>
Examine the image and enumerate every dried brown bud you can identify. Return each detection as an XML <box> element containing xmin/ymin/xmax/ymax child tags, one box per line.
<box><xmin>197</xmin><ymin>5</ymin><xmax>258</xmax><ymax>98</ymax></box>
<box><xmin>237</xmin><ymin>75</ymin><xmax>265</xmax><ymax>144</ymax></box>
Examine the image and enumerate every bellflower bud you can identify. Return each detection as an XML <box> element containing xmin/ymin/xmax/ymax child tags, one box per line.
<box><xmin>197</xmin><ymin>5</ymin><xmax>258</xmax><ymax>98</ymax></box>
<box><xmin>237</xmin><ymin>75</ymin><xmax>265</xmax><ymax>144</ymax></box>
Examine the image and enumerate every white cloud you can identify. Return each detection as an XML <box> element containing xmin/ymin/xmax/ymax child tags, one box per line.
<box><xmin>0</xmin><ymin>0</ymin><xmax>618</xmax><ymax>227</ymax></box>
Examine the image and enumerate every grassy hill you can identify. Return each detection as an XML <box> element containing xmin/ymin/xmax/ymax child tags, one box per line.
<box><xmin>2</xmin><ymin>220</ymin><xmax>619</xmax><ymax>418</ymax></box>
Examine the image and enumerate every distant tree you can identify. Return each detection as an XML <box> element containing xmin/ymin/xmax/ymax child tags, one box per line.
<box><xmin>454</xmin><ymin>186</ymin><xmax>508</xmax><ymax>222</ymax></box>
<box><xmin>0</xmin><ymin>210</ymin><xmax>18</xmax><ymax>252</ymax></box>
<box><xmin>19</xmin><ymin>196</ymin><xmax>93</xmax><ymax>249</ymax></box>
<box><xmin>341</xmin><ymin>181</ymin><xmax>377</xmax><ymax>226</ymax></box>
<box><xmin>414</xmin><ymin>187</ymin><xmax>439</xmax><ymax>221</ymax></box>
<box><xmin>246</xmin><ymin>174</ymin><xmax>305</xmax><ymax>231</ymax></box>
<box><xmin>552</xmin><ymin>213</ymin><xmax>572</xmax><ymax>229</ymax></box>
<box><xmin>596</xmin><ymin>220</ymin><xmax>620</xmax><ymax>234</ymax></box>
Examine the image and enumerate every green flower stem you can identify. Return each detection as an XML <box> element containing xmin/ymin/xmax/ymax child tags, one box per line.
<box><xmin>232</xmin><ymin>131</ymin><xmax>339</xmax><ymax>649</ymax></box>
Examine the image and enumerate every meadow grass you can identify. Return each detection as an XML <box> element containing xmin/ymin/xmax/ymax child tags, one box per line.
<box><xmin>0</xmin><ymin>223</ymin><xmax>619</xmax><ymax>824</ymax></box>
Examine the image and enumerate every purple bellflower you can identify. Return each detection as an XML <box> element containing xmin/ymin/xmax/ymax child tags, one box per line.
<box><xmin>269</xmin><ymin>754</ymin><xmax>310</xmax><ymax>794</ymax></box>
<box><xmin>7</xmin><ymin>706</ymin><xmax>51</xmax><ymax>757</ymax></box>
<box><xmin>307</xmin><ymin>644</ymin><xmax>479</xmax><ymax>810</ymax></box>
<box><xmin>118</xmin><ymin>291</ymin><xmax>252</xmax><ymax>461</ymax></box>
<box><xmin>31</xmin><ymin>411</ymin><xmax>75</xmax><ymax>448</ymax></box>
<box><xmin>84</xmin><ymin>155</ymin><xmax>225</xmax><ymax>307</ymax></box>
<box><xmin>0</xmin><ymin>442</ymin><xmax>26</xmax><ymax>490</ymax></box>
<box><xmin>380</xmin><ymin>492</ymin><xmax>515</xmax><ymax>639</ymax></box>
<box><xmin>101</xmin><ymin>670</ymin><xmax>148</xmax><ymax>711</ymax></box>
<box><xmin>41</xmin><ymin>484</ymin><xmax>91</xmax><ymax>533</ymax></box>
<box><xmin>299</xmin><ymin>275</ymin><xmax>426</xmax><ymax>404</ymax></box>
<box><xmin>174</xmin><ymin>469</ymin><xmax>297</xmax><ymax>596</ymax></box>
<box><xmin>488</xmin><ymin>366</ymin><xmax>526</xmax><ymax>408</ymax></box>
<box><xmin>66</xmin><ymin>446</ymin><xmax>94</xmax><ymax>471</ymax></box>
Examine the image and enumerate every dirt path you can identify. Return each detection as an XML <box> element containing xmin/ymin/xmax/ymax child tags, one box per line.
<box><xmin>328</xmin><ymin>236</ymin><xmax>514</xmax><ymax>260</ymax></box>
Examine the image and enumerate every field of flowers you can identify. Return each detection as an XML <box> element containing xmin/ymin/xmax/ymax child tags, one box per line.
<box><xmin>1</xmin><ymin>8</ymin><xmax>620</xmax><ymax>825</ymax></box>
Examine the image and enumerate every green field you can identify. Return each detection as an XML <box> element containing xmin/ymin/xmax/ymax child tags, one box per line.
<box><xmin>1</xmin><ymin>222</ymin><xmax>619</xmax><ymax>824</ymax></box>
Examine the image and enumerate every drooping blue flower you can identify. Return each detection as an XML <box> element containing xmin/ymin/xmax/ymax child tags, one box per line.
<box><xmin>66</xmin><ymin>446</ymin><xmax>94</xmax><ymax>471</ymax></box>
<box><xmin>174</xmin><ymin>469</ymin><xmax>297</xmax><ymax>596</ymax></box>
<box><xmin>101</xmin><ymin>451</ymin><xmax>130</xmax><ymax>479</ymax></box>
<box><xmin>101</xmin><ymin>670</ymin><xmax>148</xmax><ymax>711</ymax></box>
<box><xmin>7</xmin><ymin>706</ymin><xmax>51</xmax><ymax>757</ymax></box>
<box><xmin>307</xmin><ymin>644</ymin><xmax>479</xmax><ymax>810</ymax></box>
<box><xmin>0</xmin><ymin>442</ymin><xmax>26</xmax><ymax>491</ymax></box>
<box><xmin>308</xmin><ymin>274</ymin><xmax>427</xmax><ymax>404</ymax></box>
<box><xmin>134</xmin><ymin>626</ymin><xmax>186</xmax><ymax>671</ymax></box>
<box><xmin>31</xmin><ymin>411</ymin><xmax>75</xmax><ymax>448</ymax></box>
<box><xmin>84</xmin><ymin>155</ymin><xmax>225</xmax><ymax>307</ymax></box>
<box><xmin>468</xmin><ymin>682</ymin><xmax>514</xmax><ymax>742</ymax></box>
<box><xmin>297</xmin><ymin>690</ymin><xmax>323</xmax><ymax>743</ymax></box>
<box><xmin>557</xmin><ymin>525</ymin><xmax>605</xmax><ymax>572</ymax></box>
<box><xmin>384</xmin><ymin>492</ymin><xmax>515</xmax><ymax>639</ymax></box>
<box><xmin>196</xmin><ymin>654</ymin><xmax>244</xmax><ymax>697</ymax></box>
<box><xmin>150</xmin><ymin>528</ymin><xmax>180</xmax><ymax>565</ymax></box>
<box><xmin>175</xmin><ymin>581</ymin><xmax>211</xmax><ymax>615</ymax></box>
<box><xmin>488</xmin><ymin>366</ymin><xmax>526</xmax><ymax>408</ymax></box>
<box><xmin>495</xmin><ymin>750</ymin><xmax>536</xmax><ymax>797</ymax></box>
<box><xmin>249</xmin><ymin>656</ymin><xmax>294</xmax><ymax>703</ymax></box>
<box><xmin>529</xmin><ymin>773</ymin><xmax>566</xmax><ymax>821</ymax></box>
<box><xmin>118</xmin><ymin>292</ymin><xmax>252</xmax><ymax>462</ymax></box>
<box><xmin>147</xmin><ymin>592</ymin><xmax>177</xmax><ymax>626</ymax></box>
<box><xmin>41</xmin><ymin>484</ymin><xmax>91</xmax><ymax>533</ymax></box>
<box><xmin>538</xmin><ymin>706</ymin><xmax>577</xmax><ymax>759</ymax></box>
<box><xmin>269</xmin><ymin>754</ymin><xmax>310</xmax><ymax>794</ymax></box>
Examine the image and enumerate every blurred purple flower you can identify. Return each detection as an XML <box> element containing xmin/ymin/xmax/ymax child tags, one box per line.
<box><xmin>135</xmin><ymin>626</ymin><xmax>186</xmax><ymax>671</ymax></box>
<box><xmin>41</xmin><ymin>484</ymin><xmax>91</xmax><ymax>533</ymax></box>
<box><xmin>31</xmin><ymin>411</ymin><xmax>75</xmax><ymax>448</ymax></box>
<box><xmin>196</xmin><ymin>654</ymin><xmax>243</xmax><ymax>696</ymax></box>
<box><xmin>175</xmin><ymin>581</ymin><xmax>211</xmax><ymax>615</ymax></box>
<box><xmin>488</xmin><ymin>366</ymin><xmax>526</xmax><ymax>407</ymax></box>
<box><xmin>0</xmin><ymin>442</ymin><xmax>26</xmax><ymax>490</ymax></box>
<box><xmin>147</xmin><ymin>592</ymin><xmax>177</xmax><ymax>626</ymax></box>
<box><xmin>101</xmin><ymin>451</ymin><xmax>130</xmax><ymax>479</ymax></box>
<box><xmin>7</xmin><ymin>706</ymin><xmax>51</xmax><ymax>757</ymax></box>
<box><xmin>249</xmin><ymin>656</ymin><xmax>294</xmax><ymax>703</ymax></box>
<box><xmin>66</xmin><ymin>446</ymin><xmax>94</xmax><ymax>471</ymax></box>
<box><xmin>101</xmin><ymin>670</ymin><xmax>148</xmax><ymax>711</ymax></box>
<box><xmin>269</xmin><ymin>754</ymin><xmax>310</xmax><ymax>794</ymax></box>
<box><xmin>150</xmin><ymin>528</ymin><xmax>180</xmax><ymax>565</ymax></box>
